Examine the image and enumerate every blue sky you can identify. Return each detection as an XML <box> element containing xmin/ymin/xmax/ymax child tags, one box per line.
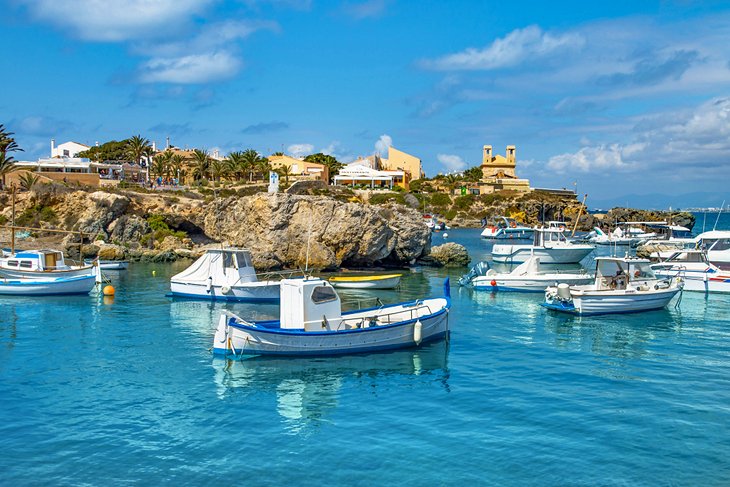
<box><xmin>3</xmin><ymin>0</ymin><xmax>730</xmax><ymax>206</ymax></box>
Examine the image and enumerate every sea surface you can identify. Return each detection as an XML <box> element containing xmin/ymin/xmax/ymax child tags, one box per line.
<box><xmin>1</xmin><ymin>213</ymin><xmax>730</xmax><ymax>486</ymax></box>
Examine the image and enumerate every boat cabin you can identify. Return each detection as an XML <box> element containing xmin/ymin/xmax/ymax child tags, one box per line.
<box><xmin>532</xmin><ymin>228</ymin><xmax>569</xmax><ymax>246</ymax></box>
<box><xmin>1</xmin><ymin>250</ymin><xmax>68</xmax><ymax>272</ymax></box>
<box><xmin>695</xmin><ymin>231</ymin><xmax>730</xmax><ymax>253</ymax></box>
<box><xmin>595</xmin><ymin>257</ymin><xmax>657</xmax><ymax>291</ymax></box>
<box><xmin>171</xmin><ymin>248</ymin><xmax>259</xmax><ymax>287</ymax></box>
<box><xmin>280</xmin><ymin>277</ymin><xmax>342</xmax><ymax>331</ymax></box>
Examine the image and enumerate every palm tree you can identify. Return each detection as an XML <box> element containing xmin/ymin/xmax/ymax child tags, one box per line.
<box><xmin>225</xmin><ymin>151</ymin><xmax>245</xmax><ymax>181</ymax></box>
<box><xmin>170</xmin><ymin>154</ymin><xmax>185</xmax><ymax>184</ymax></box>
<box><xmin>125</xmin><ymin>135</ymin><xmax>152</xmax><ymax>165</ymax></box>
<box><xmin>151</xmin><ymin>152</ymin><xmax>170</xmax><ymax>182</ymax></box>
<box><xmin>209</xmin><ymin>159</ymin><xmax>227</xmax><ymax>183</ymax></box>
<box><xmin>18</xmin><ymin>172</ymin><xmax>40</xmax><ymax>191</ymax></box>
<box><xmin>190</xmin><ymin>149</ymin><xmax>210</xmax><ymax>182</ymax></box>
<box><xmin>241</xmin><ymin>149</ymin><xmax>262</xmax><ymax>182</ymax></box>
<box><xmin>256</xmin><ymin>157</ymin><xmax>272</xmax><ymax>182</ymax></box>
<box><xmin>0</xmin><ymin>124</ymin><xmax>23</xmax><ymax>190</ymax></box>
<box><xmin>276</xmin><ymin>164</ymin><xmax>293</xmax><ymax>185</ymax></box>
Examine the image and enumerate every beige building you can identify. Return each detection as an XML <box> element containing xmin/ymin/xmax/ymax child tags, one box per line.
<box><xmin>268</xmin><ymin>154</ymin><xmax>329</xmax><ymax>183</ymax></box>
<box><xmin>478</xmin><ymin>145</ymin><xmax>531</xmax><ymax>194</ymax></box>
<box><xmin>343</xmin><ymin>146</ymin><xmax>423</xmax><ymax>190</ymax></box>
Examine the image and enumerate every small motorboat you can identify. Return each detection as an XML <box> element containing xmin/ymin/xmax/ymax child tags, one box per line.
<box><xmin>0</xmin><ymin>269</ymin><xmax>101</xmax><ymax>296</ymax></box>
<box><xmin>492</xmin><ymin>228</ymin><xmax>595</xmax><ymax>264</ymax></box>
<box><xmin>459</xmin><ymin>256</ymin><xmax>593</xmax><ymax>292</ymax></box>
<box><xmin>651</xmin><ymin>249</ymin><xmax>730</xmax><ymax>293</ymax></box>
<box><xmin>0</xmin><ymin>249</ymin><xmax>97</xmax><ymax>278</ymax></box>
<box><xmin>328</xmin><ymin>273</ymin><xmax>402</xmax><ymax>289</ymax></box>
<box><xmin>542</xmin><ymin>256</ymin><xmax>683</xmax><ymax>315</ymax></box>
<box><xmin>212</xmin><ymin>277</ymin><xmax>451</xmax><ymax>357</ymax></box>
<box><xmin>169</xmin><ymin>248</ymin><xmax>293</xmax><ymax>302</ymax></box>
<box><xmin>588</xmin><ymin>227</ymin><xmax>642</xmax><ymax>247</ymax></box>
<box><xmin>481</xmin><ymin>216</ymin><xmax>534</xmax><ymax>240</ymax></box>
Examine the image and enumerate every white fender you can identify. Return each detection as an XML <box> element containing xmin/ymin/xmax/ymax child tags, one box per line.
<box><xmin>206</xmin><ymin>277</ymin><xmax>213</xmax><ymax>293</ymax></box>
<box><xmin>214</xmin><ymin>314</ymin><xmax>229</xmax><ymax>345</ymax></box>
<box><xmin>413</xmin><ymin>320</ymin><xmax>422</xmax><ymax>345</ymax></box>
<box><xmin>221</xmin><ymin>286</ymin><xmax>231</xmax><ymax>294</ymax></box>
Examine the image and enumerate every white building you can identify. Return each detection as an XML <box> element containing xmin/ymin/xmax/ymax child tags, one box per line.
<box><xmin>333</xmin><ymin>163</ymin><xmax>404</xmax><ymax>189</ymax></box>
<box><xmin>51</xmin><ymin>140</ymin><xmax>90</xmax><ymax>158</ymax></box>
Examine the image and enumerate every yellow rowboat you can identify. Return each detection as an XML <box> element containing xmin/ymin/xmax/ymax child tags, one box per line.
<box><xmin>328</xmin><ymin>273</ymin><xmax>402</xmax><ymax>289</ymax></box>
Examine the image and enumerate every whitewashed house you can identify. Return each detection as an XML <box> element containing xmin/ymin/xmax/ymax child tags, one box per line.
<box><xmin>51</xmin><ymin>140</ymin><xmax>90</xmax><ymax>158</ymax></box>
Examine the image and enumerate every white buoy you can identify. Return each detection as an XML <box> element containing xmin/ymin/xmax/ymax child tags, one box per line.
<box><xmin>442</xmin><ymin>232</ymin><xmax>449</xmax><ymax>239</ymax></box>
<box><xmin>221</xmin><ymin>286</ymin><xmax>231</xmax><ymax>294</ymax></box>
<box><xmin>413</xmin><ymin>320</ymin><xmax>423</xmax><ymax>345</ymax></box>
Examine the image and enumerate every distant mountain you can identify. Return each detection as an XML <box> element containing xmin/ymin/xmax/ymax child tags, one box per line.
<box><xmin>589</xmin><ymin>191</ymin><xmax>729</xmax><ymax>211</ymax></box>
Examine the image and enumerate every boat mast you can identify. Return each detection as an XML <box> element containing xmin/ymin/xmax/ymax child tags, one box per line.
<box><xmin>571</xmin><ymin>193</ymin><xmax>588</xmax><ymax>237</ymax></box>
<box><xmin>713</xmin><ymin>200</ymin><xmax>725</xmax><ymax>231</ymax></box>
<box><xmin>10</xmin><ymin>185</ymin><xmax>16</xmax><ymax>254</ymax></box>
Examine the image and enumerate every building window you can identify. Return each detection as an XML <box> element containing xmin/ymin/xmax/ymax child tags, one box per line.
<box><xmin>63</xmin><ymin>150</ymin><xmax>70</xmax><ymax>156</ymax></box>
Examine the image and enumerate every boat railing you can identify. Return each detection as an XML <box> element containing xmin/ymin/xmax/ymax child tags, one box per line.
<box><xmin>339</xmin><ymin>302</ymin><xmax>436</xmax><ymax>329</ymax></box>
<box><xmin>255</xmin><ymin>269</ymin><xmax>305</xmax><ymax>281</ymax></box>
<box><xmin>341</xmin><ymin>296</ymin><xmax>385</xmax><ymax>310</ymax></box>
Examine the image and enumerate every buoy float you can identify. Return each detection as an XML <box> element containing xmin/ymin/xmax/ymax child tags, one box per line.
<box><xmin>152</xmin><ymin>270</ymin><xmax>156</xmax><ymax>276</ymax></box>
<box><xmin>442</xmin><ymin>232</ymin><xmax>449</xmax><ymax>238</ymax></box>
<box><xmin>103</xmin><ymin>285</ymin><xmax>115</xmax><ymax>296</ymax></box>
<box><xmin>413</xmin><ymin>320</ymin><xmax>423</xmax><ymax>345</ymax></box>
<box><xmin>490</xmin><ymin>280</ymin><xmax>497</xmax><ymax>286</ymax></box>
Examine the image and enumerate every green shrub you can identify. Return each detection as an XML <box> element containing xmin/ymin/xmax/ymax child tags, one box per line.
<box><xmin>16</xmin><ymin>204</ymin><xmax>57</xmax><ymax>226</ymax></box>
<box><xmin>452</xmin><ymin>194</ymin><xmax>476</xmax><ymax>211</ymax></box>
<box><xmin>445</xmin><ymin>209</ymin><xmax>457</xmax><ymax>220</ymax></box>
<box><xmin>369</xmin><ymin>193</ymin><xmax>406</xmax><ymax>205</ymax></box>
<box><xmin>430</xmin><ymin>193</ymin><xmax>452</xmax><ymax>206</ymax></box>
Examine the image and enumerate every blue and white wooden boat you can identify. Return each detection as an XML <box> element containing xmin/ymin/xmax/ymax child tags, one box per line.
<box><xmin>542</xmin><ymin>256</ymin><xmax>683</xmax><ymax>315</ymax></box>
<box><xmin>170</xmin><ymin>248</ymin><xmax>288</xmax><ymax>302</ymax></box>
<box><xmin>213</xmin><ymin>277</ymin><xmax>451</xmax><ymax>357</ymax></box>
<box><xmin>0</xmin><ymin>249</ymin><xmax>96</xmax><ymax>278</ymax></box>
<box><xmin>0</xmin><ymin>272</ymin><xmax>100</xmax><ymax>296</ymax></box>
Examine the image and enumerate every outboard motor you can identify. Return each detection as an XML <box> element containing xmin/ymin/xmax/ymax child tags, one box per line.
<box><xmin>458</xmin><ymin>261</ymin><xmax>491</xmax><ymax>286</ymax></box>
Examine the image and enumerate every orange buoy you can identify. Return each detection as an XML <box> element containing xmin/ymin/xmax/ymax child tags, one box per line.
<box><xmin>103</xmin><ymin>285</ymin><xmax>115</xmax><ymax>296</ymax></box>
<box><xmin>490</xmin><ymin>280</ymin><xmax>497</xmax><ymax>286</ymax></box>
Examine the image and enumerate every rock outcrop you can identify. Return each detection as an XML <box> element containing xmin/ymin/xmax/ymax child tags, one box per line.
<box><xmin>428</xmin><ymin>242</ymin><xmax>471</xmax><ymax>267</ymax></box>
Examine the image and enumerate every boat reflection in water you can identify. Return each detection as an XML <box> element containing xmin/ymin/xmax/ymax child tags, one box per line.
<box><xmin>211</xmin><ymin>340</ymin><xmax>450</xmax><ymax>432</ymax></box>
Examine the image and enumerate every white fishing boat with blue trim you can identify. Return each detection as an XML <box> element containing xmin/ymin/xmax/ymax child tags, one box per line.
<box><xmin>480</xmin><ymin>216</ymin><xmax>534</xmax><ymax>240</ymax></box>
<box><xmin>492</xmin><ymin>228</ymin><xmax>595</xmax><ymax>264</ymax></box>
<box><xmin>0</xmin><ymin>249</ymin><xmax>96</xmax><ymax>278</ymax></box>
<box><xmin>213</xmin><ymin>277</ymin><xmax>451</xmax><ymax>357</ymax></box>
<box><xmin>542</xmin><ymin>256</ymin><xmax>683</xmax><ymax>315</ymax></box>
<box><xmin>459</xmin><ymin>256</ymin><xmax>593</xmax><ymax>292</ymax></box>
<box><xmin>0</xmin><ymin>269</ymin><xmax>101</xmax><ymax>296</ymax></box>
<box><xmin>170</xmin><ymin>248</ymin><xmax>292</xmax><ymax>302</ymax></box>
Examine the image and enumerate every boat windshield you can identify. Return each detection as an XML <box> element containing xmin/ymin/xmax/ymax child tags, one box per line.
<box><xmin>234</xmin><ymin>251</ymin><xmax>252</xmax><ymax>268</ymax></box>
<box><xmin>311</xmin><ymin>285</ymin><xmax>337</xmax><ymax>304</ymax></box>
<box><xmin>628</xmin><ymin>261</ymin><xmax>655</xmax><ymax>280</ymax></box>
<box><xmin>705</xmin><ymin>238</ymin><xmax>730</xmax><ymax>251</ymax></box>
<box><xmin>596</xmin><ymin>260</ymin><xmax>626</xmax><ymax>279</ymax></box>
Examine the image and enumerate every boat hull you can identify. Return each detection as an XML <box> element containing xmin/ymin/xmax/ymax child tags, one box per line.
<box><xmin>329</xmin><ymin>275</ymin><xmax>401</xmax><ymax>289</ymax></box>
<box><xmin>213</xmin><ymin>305</ymin><xmax>449</xmax><ymax>357</ymax></box>
<box><xmin>473</xmin><ymin>274</ymin><xmax>594</xmax><ymax>292</ymax></box>
<box><xmin>491</xmin><ymin>246</ymin><xmax>594</xmax><ymax>264</ymax></box>
<box><xmin>654</xmin><ymin>270</ymin><xmax>730</xmax><ymax>293</ymax></box>
<box><xmin>0</xmin><ymin>265</ymin><xmax>97</xmax><ymax>279</ymax></box>
<box><xmin>0</xmin><ymin>274</ymin><xmax>97</xmax><ymax>296</ymax></box>
<box><xmin>169</xmin><ymin>280</ymin><xmax>280</xmax><ymax>302</ymax></box>
<box><xmin>544</xmin><ymin>287</ymin><xmax>681</xmax><ymax>315</ymax></box>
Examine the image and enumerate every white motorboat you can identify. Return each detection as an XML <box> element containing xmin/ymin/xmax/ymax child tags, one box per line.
<box><xmin>0</xmin><ymin>249</ymin><xmax>97</xmax><ymax>279</ymax></box>
<box><xmin>492</xmin><ymin>228</ymin><xmax>595</xmax><ymax>264</ymax></box>
<box><xmin>480</xmin><ymin>216</ymin><xmax>534</xmax><ymax>240</ymax></box>
<box><xmin>651</xmin><ymin>249</ymin><xmax>730</xmax><ymax>293</ymax></box>
<box><xmin>170</xmin><ymin>248</ymin><xmax>291</xmax><ymax>302</ymax></box>
<box><xmin>86</xmin><ymin>260</ymin><xmax>129</xmax><ymax>270</ymax></box>
<box><xmin>543</xmin><ymin>256</ymin><xmax>683</xmax><ymax>315</ymax></box>
<box><xmin>213</xmin><ymin>277</ymin><xmax>451</xmax><ymax>357</ymax></box>
<box><xmin>589</xmin><ymin>227</ymin><xmax>642</xmax><ymax>247</ymax></box>
<box><xmin>0</xmin><ymin>272</ymin><xmax>100</xmax><ymax>296</ymax></box>
<box><xmin>328</xmin><ymin>273</ymin><xmax>402</xmax><ymax>289</ymax></box>
<box><xmin>693</xmin><ymin>230</ymin><xmax>730</xmax><ymax>268</ymax></box>
<box><xmin>459</xmin><ymin>256</ymin><xmax>593</xmax><ymax>292</ymax></box>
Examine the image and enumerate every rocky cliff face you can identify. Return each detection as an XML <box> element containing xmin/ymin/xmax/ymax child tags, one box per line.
<box><xmin>200</xmin><ymin>193</ymin><xmax>430</xmax><ymax>270</ymax></box>
<box><xmin>2</xmin><ymin>188</ymin><xmax>431</xmax><ymax>270</ymax></box>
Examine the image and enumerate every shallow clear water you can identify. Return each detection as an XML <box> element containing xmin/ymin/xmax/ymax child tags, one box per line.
<box><xmin>2</xmin><ymin>215</ymin><xmax>730</xmax><ymax>485</ymax></box>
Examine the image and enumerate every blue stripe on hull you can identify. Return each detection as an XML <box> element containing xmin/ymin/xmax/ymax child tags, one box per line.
<box><xmin>541</xmin><ymin>302</ymin><xmax>670</xmax><ymax>316</ymax></box>
<box><xmin>213</xmin><ymin>331</ymin><xmax>449</xmax><ymax>357</ymax></box>
<box><xmin>474</xmin><ymin>286</ymin><xmax>544</xmax><ymax>293</ymax></box>
<box><xmin>166</xmin><ymin>292</ymin><xmax>279</xmax><ymax>303</ymax></box>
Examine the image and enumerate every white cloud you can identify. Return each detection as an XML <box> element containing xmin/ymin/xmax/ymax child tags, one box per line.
<box><xmin>287</xmin><ymin>144</ymin><xmax>314</xmax><ymax>157</ymax></box>
<box><xmin>342</xmin><ymin>0</ymin><xmax>390</xmax><ymax>19</ymax></box>
<box><xmin>547</xmin><ymin>144</ymin><xmax>631</xmax><ymax>173</ymax></box>
<box><xmin>437</xmin><ymin>154</ymin><xmax>467</xmax><ymax>172</ymax></box>
<box><xmin>140</xmin><ymin>52</ymin><xmax>242</xmax><ymax>84</ymax></box>
<box><xmin>374</xmin><ymin>134</ymin><xmax>392</xmax><ymax>155</ymax></box>
<box><xmin>19</xmin><ymin>0</ymin><xmax>212</xmax><ymax>42</ymax></box>
<box><xmin>422</xmin><ymin>25</ymin><xmax>584</xmax><ymax>71</ymax></box>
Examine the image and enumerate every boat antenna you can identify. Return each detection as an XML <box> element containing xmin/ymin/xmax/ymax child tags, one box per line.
<box><xmin>571</xmin><ymin>193</ymin><xmax>588</xmax><ymax>237</ymax></box>
<box><xmin>713</xmin><ymin>200</ymin><xmax>725</xmax><ymax>231</ymax></box>
<box><xmin>702</xmin><ymin>211</ymin><xmax>707</xmax><ymax>233</ymax></box>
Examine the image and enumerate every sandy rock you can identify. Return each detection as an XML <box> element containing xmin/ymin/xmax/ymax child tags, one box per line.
<box><xmin>429</xmin><ymin>242</ymin><xmax>471</xmax><ymax>267</ymax></box>
<box><xmin>97</xmin><ymin>244</ymin><xmax>127</xmax><ymax>260</ymax></box>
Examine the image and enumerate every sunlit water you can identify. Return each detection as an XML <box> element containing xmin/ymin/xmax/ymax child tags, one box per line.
<box><xmin>1</xmin><ymin>214</ymin><xmax>730</xmax><ymax>485</ymax></box>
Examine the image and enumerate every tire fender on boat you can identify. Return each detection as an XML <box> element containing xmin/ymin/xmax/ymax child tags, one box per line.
<box><xmin>221</xmin><ymin>286</ymin><xmax>231</xmax><ymax>294</ymax></box>
<box><xmin>413</xmin><ymin>320</ymin><xmax>423</xmax><ymax>345</ymax></box>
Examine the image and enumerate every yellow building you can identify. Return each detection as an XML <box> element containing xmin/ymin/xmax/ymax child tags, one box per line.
<box><xmin>268</xmin><ymin>154</ymin><xmax>329</xmax><ymax>183</ymax></box>
<box><xmin>343</xmin><ymin>146</ymin><xmax>423</xmax><ymax>190</ymax></box>
<box><xmin>478</xmin><ymin>145</ymin><xmax>531</xmax><ymax>194</ymax></box>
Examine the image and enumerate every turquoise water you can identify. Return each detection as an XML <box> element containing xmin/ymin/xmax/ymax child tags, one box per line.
<box><xmin>2</xmin><ymin>214</ymin><xmax>730</xmax><ymax>485</ymax></box>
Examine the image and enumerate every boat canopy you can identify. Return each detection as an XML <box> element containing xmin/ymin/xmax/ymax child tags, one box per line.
<box><xmin>595</xmin><ymin>257</ymin><xmax>656</xmax><ymax>283</ymax></box>
<box><xmin>1</xmin><ymin>249</ymin><xmax>67</xmax><ymax>271</ymax></box>
<box><xmin>532</xmin><ymin>228</ymin><xmax>568</xmax><ymax>246</ymax></box>
<box><xmin>280</xmin><ymin>277</ymin><xmax>342</xmax><ymax>331</ymax></box>
<box><xmin>170</xmin><ymin>248</ymin><xmax>258</xmax><ymax>286</ymax></box>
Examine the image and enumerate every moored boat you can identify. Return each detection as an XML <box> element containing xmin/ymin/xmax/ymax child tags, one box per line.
<box><xmin>328</xmin><ymin>273</ymin><xmax>402</xmax><ymax>289</ymax></box>
<box><xmin>651</xmin><ymin>249</ymin><xmax>730</xmax><ymax>293</ymax></box>
<box><xmin>492</xmin><ymin>228</ymin><xmax>594</xmax><ymax>264</ymax></box>
<box><xmin>213</xmin><ymin>277</ymin><xmax>451</xmax><ymax>357</ymax></box>
<box><xmin>0</xmin><ymin>271</ymin><xmax>100</xmax><ymax>296</ymax></box>
<box><xmin>170</xmin><ymin>248</ymin><xmax>292</xmax><ymax>302</ymax></box>
<box><xmin>460</xmin><ymin>256</ymin><xmax>593</xmax><ymax>292</ymax></box>
<box><xmin>86</xmin><ymin>260</ymin><xmax>129</xmax><ymax>270</ymax></box>
<box><xmin>542</xmin><ymin>256</ymin><xmax>683</xmax><ymax>315</ymax></box>
<box><xmin>480</xmin><ymin>216</ymin><xmax>534</xmax><ymax>240</ymax></box>
<box><xmin>0</xmin><ymin>249</ymin><xmax>97</xmax><ymax>278</ymax></box>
